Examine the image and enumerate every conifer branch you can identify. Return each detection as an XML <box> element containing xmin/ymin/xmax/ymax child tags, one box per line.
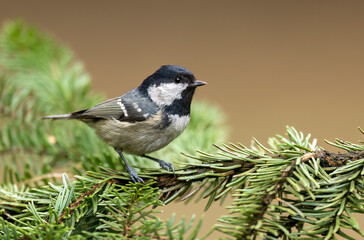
<box><xmin>1</xmin><ymin>20</ymin><xmax>364</xmax><ymax>239</ymax></box>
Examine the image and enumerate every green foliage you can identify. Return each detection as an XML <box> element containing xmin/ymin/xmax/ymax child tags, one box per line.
<box><xmin>0</xmin><ymin>19</ymin><xmax>106</xmax><ymax>185</ymax></box>
<box><xmin>0</xmin><ymin>174</ymin><xmax>203</xmax><ymax>239</ymax></box>
<box><xmin>1</xmin><ymin>20</ymin><xmax>364</xmax><ymax>240</ymax></box>
<box><xmin>208</xmin><ymin>127</ymin><xmax>364</xmax><ymax>239</ymax></box>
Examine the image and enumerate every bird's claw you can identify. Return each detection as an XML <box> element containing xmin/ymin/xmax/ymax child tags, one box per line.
<box><xmin>127</xmin><ymin>168</ymin><xmax>144</xmax><ymax>183</ymax></box>
<box><xmin>158</xmin><ymin>160</ymin><xmax>175</xmax><ymax>174</ymax></box>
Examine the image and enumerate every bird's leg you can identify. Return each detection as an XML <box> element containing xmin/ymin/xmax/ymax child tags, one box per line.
<box><xmin>115</xmin><ymin>148</ymin><xmax>144</xmax><ymax>183</ymax></box>
<box><xmin>141</xmin><ymin>154</ymin><xmax>175</xmax><ymax>174</ymax></box>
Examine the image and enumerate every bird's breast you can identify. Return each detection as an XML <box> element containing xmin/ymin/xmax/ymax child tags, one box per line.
<box><xmin>88</xmin><ymin>111</ymin><xmax>190</xmax><ymax>155</ymax></box>
<box><xmin>165</xmin><ymin>114</ymin><xmax>190</xmax><ymax>134</ymax></box>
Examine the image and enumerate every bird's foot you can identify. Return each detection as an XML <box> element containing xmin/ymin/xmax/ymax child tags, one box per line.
<box><xmin>141</xmin><ymin>154</ymin><xmax>175</xmax><ymax>175</ymax></box>
<box><xmin>115</xmin><ymin>148</ymin><xmax>144</xmax><ymax>183</ymax></box>
<box><xmin>126</xmin><ymin>167</ymin><xmax>144</xmax><ymax>183</ymax></box>
<box><xmin>157</xmin><ymin>159</ymin><xmax>175</xmax><ymax>174</ymax></box>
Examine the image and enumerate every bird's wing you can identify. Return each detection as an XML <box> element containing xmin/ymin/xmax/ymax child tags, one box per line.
<box><xmin>71</xmin><ymin>90</ymin><xmax>159</xmax><ymax>122</ymax></box>
<box><xmin>81</xmin><ymin>97</ymin><xmax>125</xmax><ymax>119</ymax></box>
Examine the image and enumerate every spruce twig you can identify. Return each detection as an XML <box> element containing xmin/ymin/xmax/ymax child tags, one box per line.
<box><xmin>1</xmin><ymin>20</ymin><xmax>364</xmax><ymax>239</ymax></box>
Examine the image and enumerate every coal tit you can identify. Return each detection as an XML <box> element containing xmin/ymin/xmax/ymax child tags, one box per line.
<box><xmin>43</xmin><ymin>65</ymin><xmax>206</xmax><ymax>183</ymax></box>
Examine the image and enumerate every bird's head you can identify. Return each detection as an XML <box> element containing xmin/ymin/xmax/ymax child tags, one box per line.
<box><xmin>139</xmin><ymin>65</ymin><xmax>206</xmax><ymax>111</ymax></box>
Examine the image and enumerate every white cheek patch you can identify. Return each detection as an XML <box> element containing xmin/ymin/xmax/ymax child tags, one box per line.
<box><xmin>148</xmin><ymin>83</ymin><xmax>188</xmax><ymax>106</ymax></box>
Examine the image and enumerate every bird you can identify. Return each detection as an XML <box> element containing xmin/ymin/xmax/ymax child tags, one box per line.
<box><xmin>43</xmin><ymin>65</ymin><xmax>206</xmax><ymax>183</ymax></box>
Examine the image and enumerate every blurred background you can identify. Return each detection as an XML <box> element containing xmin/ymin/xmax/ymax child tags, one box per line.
<box><xmin>1</xmin><ymin>0</ymin><xmax>363</xmax><ymax>238</ymax></box>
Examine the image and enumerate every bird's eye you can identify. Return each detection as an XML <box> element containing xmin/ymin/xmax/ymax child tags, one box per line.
<box><xmin>175</xmin><ymin>77</ymin><xmax>181</xmax><ymax>83</ymax></box>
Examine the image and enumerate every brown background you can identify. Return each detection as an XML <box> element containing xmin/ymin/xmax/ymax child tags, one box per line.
<box><xmin>1</xmin><ymin>1</ymin><xmax>363</xmax><ymax>238</ymax></box>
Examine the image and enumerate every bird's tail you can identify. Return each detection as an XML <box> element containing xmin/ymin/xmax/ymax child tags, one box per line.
<box><xmin>42</xmin><ymin>114</ymin><xmax>72</xmax><ymax>120</ymax></box>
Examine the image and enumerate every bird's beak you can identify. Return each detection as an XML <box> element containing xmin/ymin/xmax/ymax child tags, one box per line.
<box><xmin>189</xmin><ymin>80</ymin><xmax>207</xmax><ymax>87</ymax></box>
